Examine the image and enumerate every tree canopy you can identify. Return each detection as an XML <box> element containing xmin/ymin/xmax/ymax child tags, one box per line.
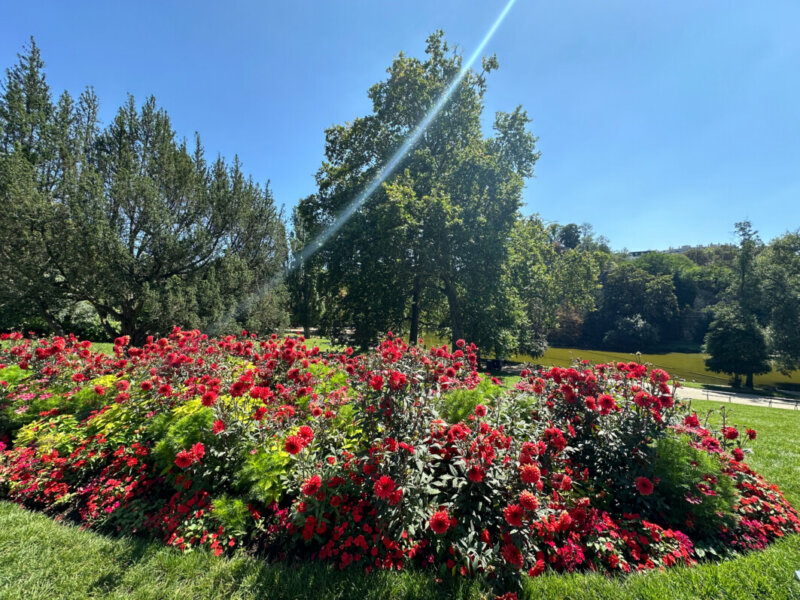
<box><xmin>0</xmin><ymin>38</ymin><xmax>288</xmax><ymax>343</ymax></box>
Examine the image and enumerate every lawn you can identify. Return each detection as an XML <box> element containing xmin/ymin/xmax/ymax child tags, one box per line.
<box><xmin>1</xmin><ymin>399</ymin><xmax>798</xmax><ymax>600</ymax></box>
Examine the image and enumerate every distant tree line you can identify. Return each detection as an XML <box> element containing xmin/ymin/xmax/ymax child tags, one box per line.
<box><xmin>2</xmin><ymin>37</ymin><xmax>799</xmax><ymax>387</ymax></box>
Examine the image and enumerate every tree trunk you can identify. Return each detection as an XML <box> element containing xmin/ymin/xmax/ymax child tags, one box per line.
<box><xmin>745</xmin><ymin>372</ymin><xmax>754</xmax><ymax>388</ymax></box>
<box><xmin>37</xmin><ymin>302</ymin><xmax>65</xmax><ymax>336</ymax></box>
<box><xmin>409</xmin><ymin>275</ymin><xmax>421</xmax><ymax>345</ymax></box>
<box><xmin>303</xmin><ymin>325</ymin><xmax>311</xmax><ymax>338</ymax></box>
<box><xmin>442</xmin><ymin>276</ymin><xmax>464</xmax><ymax>350</ymax></box>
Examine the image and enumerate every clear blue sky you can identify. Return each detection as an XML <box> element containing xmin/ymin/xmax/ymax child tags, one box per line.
<box><xmin>3</xmin><ymin>1</ymin><xmax>799</xmax><ymax>251</ymax></box>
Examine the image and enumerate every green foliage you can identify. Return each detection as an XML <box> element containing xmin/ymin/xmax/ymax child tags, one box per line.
<box><xmin>704</xmin><ymin>304</ymin><xmax>770</xmax><ymax>387</ymax></box>
<box><xmin>15</xmin><ymin>414</ymin><xmax>81</xmax><ymax>455</ymax></box>
<box><xmin>234</xmin><ymin>445</ymin><xmax>291</xmax><ymax>505</ymax></box>
<box><xmin>437</xmin><ymin>378</ymin><xmax>499</xmax><ymax>423</ymax></box>
<box><xmin>299</xmin><ymin>31</ymin><xmax>539</xmax><ymax>351</ymax></box>
<box><xmin>0</xmin><ymin>39</ymin><xmax>289</xmax><ymax>342</ymax></box>
<box><xmin>650</xmin><ymin>436</ymin><xmax>736</xmax><ymax>540</ymax></box>
<box><xmin>152</xmin><ymin>400</ymin><xmax>215</xmax><ymax>470</ymax></box>
<box><xmin>758</xmin><ymin>231</ymin><xmax>800</xmax><ymax>374</ymax></box>
<box><xmin>211</xmin><ymin>495</ymin><xmax>251</xmax><ymax>537</ymax></box>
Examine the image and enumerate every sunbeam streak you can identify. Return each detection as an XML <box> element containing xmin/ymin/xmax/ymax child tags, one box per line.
<box><xmin>210</xmin><ymin>0</ymin><xmax>518</xmax><ymax>334</ymax></box>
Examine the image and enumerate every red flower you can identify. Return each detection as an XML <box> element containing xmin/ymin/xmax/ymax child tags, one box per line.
<box><xmin>467</xmin><ymin>465</ymin><xmax>485</xmax><ymax>483</ymax></box>
<box><xmin>252</xmin><ymin>406</ymin><xmax>268</xmax><ymax>421</ymax></box>
<box><xmin>369</xmin><ymin>374</ymin><xmax>384</xmax><ymax>391</ymax></box>
<box><xmin>429</xmin><ymin>509</ymin><xmax>450</xmax><ymax>534</ymax></box>
<box><xmin>528</xmin><ymin>559</ymin><xmax>546</xmax><ymax>577</ymax></box>
<box><xmin>94</xmin><ymin>385</ymin><xmax>106</xmax><ymax>395</ymax></box>
<box><xmin>732</xmin><ymin>447</ymin><xmax>745</xmax><ymax>462</ymax></box>
<box><xmin>302</xmin><ymin>475</ymin><xmax>322</xmax><ymax>496</ymax></box>
<box><xmin>635</xmin><ymin>476</ymin><xmax>654</xmax><ymax>496</ymax></box>
<box><xmin>684</xmin><ymin>413</ymin><xmax>700</xmax><ymax>427</ymax></box>
<box><xmin>520</xmin><ymin>490</ymin><xmax>538</xmax><ymax>510</ymax></box>
<box><xmin>722</xmin><ymin>426</ymin><xmax>739</xmax><ymax>440</ymax></box>
<box><xmin>191</xmin><ymin>442</ymin><xmax>205</xmax><ymax>461</ymax></box>
<box><xmin>212</xmin><ymin>420</ymin><xmax>225</xmax><ymax>435</ymax></box>
<box><xmin>503</xmin><ymin>504</ymin><xmax>524</xmax><ymax>527</ymax></box>
<box><xmin>520</xmin><ymin>463</ymin><xmax>541</xmax><ymax>485</ymax></box>
<box><xmin>388</xmin><ymin>371</ymin><xmax>407</xmax><ymax>390</ymax></box>
<box><xmin>373</xmin><ymin>475</ymin><xmax>397</xmax><ymax>499</ymax></box>
<box><xmin>297</xmin><ymin>425</ymin><xmax>314</xmax><ymax>444</ymax></box>
<box><xmin>284</xmin><ymin>435</ymin><xmax>304</xmax><ymax>455</ymax></box>
<box><xmin>501</xmin><ymin>542</ymin><xmax>523</xmax><ymax>568</ymax></box>
<box><xmin>201</xmin><ymin>391</ymin><xmax>217</xmax><ymax>407</ymax></box>
<box><xmin>746</xmin><ymin>428</ymin><xmax>757</xmax><ymax>440</ymax></box>
<box><xmin>174</xmin><ymin>451</ymin><xmax>193</xmax><ymax>469</ymax></box>
<box><xmin>598</xmin><ymin>394</ymin><xmax>616</xmax><ymax>414</ymax></box>
<box><xmin>474</xmin><ymin>404</ymin><xmax>487</xmax><ymax>417</ymax></box>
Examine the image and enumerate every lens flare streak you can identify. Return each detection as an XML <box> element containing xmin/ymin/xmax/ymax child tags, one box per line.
<box><xmin>211</xmin><ymin>0</ymin><xmax>518</xmax><ymax>332</ymax></box>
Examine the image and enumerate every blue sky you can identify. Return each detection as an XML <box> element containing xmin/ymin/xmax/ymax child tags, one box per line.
<box><xmin>3</xmin><ymin>1</ymin><xmax>799</xmax><ymax>251</ymax></box>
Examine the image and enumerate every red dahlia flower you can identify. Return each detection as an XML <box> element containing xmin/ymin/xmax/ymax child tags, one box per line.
<box><xmin>191</xmin><ymin>442</ymin><xmax>205</xmax><ymax>461</ymax></box>
<box><xmin>598</xmin><ymin>394</ymin><xmax>616</xmax><ymax>414</ymax></box>
<box><xmin>467</xmin><ymin>465</ymin><xmax>485</xmax><ymax>482</ymax></box>
<box><xmin>369</xmin><ymin>374</ymin><xmax>383</xmax><ymax>391</ymax></box>
<box><xmin>373</xmin><ymin>475</ymin><xmax>397</xmax><ymax>499</ymax></box>
<box><xmin>174</xmin><ymin>451</ymin><xmax>194</xmax><ymax>469</ymax></box>
<box><xmin>212</xmin><ymin>420</ymin><xmax>225</xmax><ymax>435</ymax></box>
<box><xmin>520</xmin><ymin>463</ymin><xmax>541</xmax><ymax>485</ymax></box>
<box><xmin>684</xmin><ymin>413</ymin><xmax>700</xmax><ymax>427</ymax></box>
<box><xmin>297</xmin><ymin>425</ymin><xmax>314</xmax><ymax>443</ymax></box>
<box><xmin>722</xmin><ymin>426</ymin><xmax>739</xmax><ymax>440</ymax></box>
<box><xmin>746</xmin><ymin>428</ymin><xmax>757</xmax><ymax>440</ymax></box>
<box><xmin>520</xmin><ymin>490</ymin><xmax>538</xmax><ymax>510</ymax></box>
<box><xmin>201</xmin><ymin>391</ymin><xmax>217</xmax><ymax>406</ymax></box>
<box><xmin>503</xmin><ymin>504</ymin><xmax>524</xmax><ymax>527</ymax></box>
<box><xmin>429</xmin><ymin>509</ymin><xmax>451</xmax><ymax>534</ymax></box>
<box><xmin>302</xmin><ymin>475</ymin><xmax>322</xmax><ymax>496</ymax></box>
<box><xmin>635</xmin><ymin>476</ymin><xmax>655</xmax><ymax>496</ymax></box>
<box><xmin>285</xmin><ymin>435</ymin><xmax>304</xmax><ymax>455</ymax></box>
<box><xmin>474</xmin><ymin>404</ymin><xmax>487</xmax><ymax>417</ymax></box>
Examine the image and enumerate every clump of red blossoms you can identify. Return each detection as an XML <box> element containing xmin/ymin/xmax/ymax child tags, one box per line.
<box><xmin>0</xmin><ymin>329</ymin><xmax>796</xmax><ymax>596</ymax></box>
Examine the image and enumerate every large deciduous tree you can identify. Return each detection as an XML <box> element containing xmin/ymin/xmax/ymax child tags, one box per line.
<box><xmin>298</xmin><ymin>31</ymin><xmax>539</xmax><ymax>353</ymax></box>
<box><xmin>758</xmin><ymin>231</ymin><xmax>800</xmax><ymax>373</ymax></box>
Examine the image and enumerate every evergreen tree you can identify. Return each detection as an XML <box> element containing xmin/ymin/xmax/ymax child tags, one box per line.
<box><xmin>0</xmin><ymin>39</ymin><xmax>289</xmax><ymax>342</ymax></box>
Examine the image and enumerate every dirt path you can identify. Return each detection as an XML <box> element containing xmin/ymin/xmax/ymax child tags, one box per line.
<box><xmin>676</xmin><ymin>386</ymin><xmax>800</xmax><ymax>411</ymax></box>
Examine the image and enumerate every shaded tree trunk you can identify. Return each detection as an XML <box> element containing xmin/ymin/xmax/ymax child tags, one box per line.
<box><xmin>745</xmin><ymin>372</ymin><xmax>754</xmax><ymax>388</ymax></box>
<box><xmin>37</xmin><ymin>302</ymin><xmax>64</xmax><ymax>336</ymax></box>
<box><xmin>409</xmin><ymin>275</ymin><xmax>421</xmax><ymax>345</ymax></box>
<box><xmin>442</xmin><ymin>276</ymin><xmax>464</xmax><ymax>350</ymax></box>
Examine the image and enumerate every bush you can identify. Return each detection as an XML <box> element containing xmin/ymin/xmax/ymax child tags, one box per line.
<box><xmin>0</xmin><ymin>329</ymin><xmax>798</xmax><ymax>595</ymax></box>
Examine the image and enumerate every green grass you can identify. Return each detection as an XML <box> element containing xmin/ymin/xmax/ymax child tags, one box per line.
<box><xmin>1</xmin><ymin>399</ymin><xmax>799</xmax><ymax>599</ymax></box>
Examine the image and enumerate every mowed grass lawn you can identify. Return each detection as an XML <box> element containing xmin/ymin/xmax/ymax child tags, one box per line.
<box><xmin>0</xmin><ymin>400</ymin><xmax>798</xmax><ymax>600</ymax></box>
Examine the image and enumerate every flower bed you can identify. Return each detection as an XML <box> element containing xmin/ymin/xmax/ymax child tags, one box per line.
<box><xmin>0</xmin><ymin>329</ymin><xmax>797</xmax><ymax>594</ymax></box>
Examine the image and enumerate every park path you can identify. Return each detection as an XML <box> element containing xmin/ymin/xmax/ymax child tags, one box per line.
<box><xmin>675</xmin><ymin>386</ymin><xmax>800</xmax><ymax>411</ymax></box>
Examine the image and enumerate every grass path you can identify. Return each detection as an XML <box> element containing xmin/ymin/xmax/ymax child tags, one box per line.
<box><xmin>1</xmin><ymin>401</ymin><xmax>798</xmax><ymax>599</ymax></box>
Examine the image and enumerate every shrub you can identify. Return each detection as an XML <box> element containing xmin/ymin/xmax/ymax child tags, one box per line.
<box><xmin>0</xmin><ymin>329</ymin><xmax>797</xmax><ymax>595</ymax></box>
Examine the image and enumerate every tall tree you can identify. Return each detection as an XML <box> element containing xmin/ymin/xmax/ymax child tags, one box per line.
<box><xmin>758</xmin><ymin>231</ymin><xmax>800</xmax><ymax>373</ymax></box>
<box><xmin>0</xmin><ymin>40</ymin><xmax>289</xmax><ymax>342</ymax></box>
<box><xmin>704</xmin><ymin>221</ymin><xmax>769</xmax><ymax>387</ymax></box>
<box><xmin>299</xmin><ymin>32</ymin><xmax>539</xmax><ymax>352</ymax></box>
<box><xmin>704</xmin><ymin>304</ymin><xmax>770</xmax><ymax>387</ymax></box>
